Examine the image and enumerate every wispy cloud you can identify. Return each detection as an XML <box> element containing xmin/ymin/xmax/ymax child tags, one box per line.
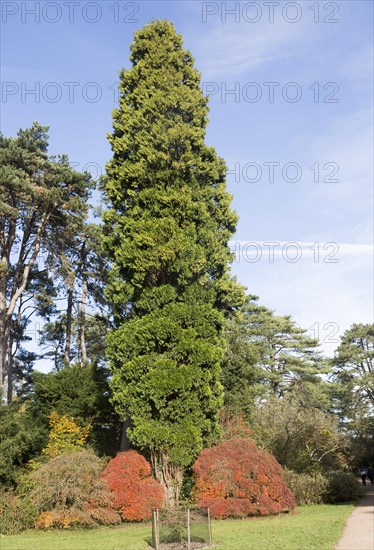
<box><xmin>192</xmin><ymin>13</ymin><xmax>311</xmax><ymax>78</ymax></box>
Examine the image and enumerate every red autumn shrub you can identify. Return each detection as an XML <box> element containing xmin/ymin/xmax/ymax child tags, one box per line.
<box><xmin>101</xmin><ymin>451</ymin><xmax>164</xmax><ymax>521</ymax></box>
<box><xmin>193</xmin><ymin>438</ymin><xmax>295</xmax><ymax>519</ymax></box>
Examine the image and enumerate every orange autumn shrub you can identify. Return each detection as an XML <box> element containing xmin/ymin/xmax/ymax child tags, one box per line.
<box><xmin>101</xmin><ymin>451</ymin><xmax>164</xmax><ymax>521</ymax></box>
<box><xmin>193</xmin><ymin>438</ymin><xmax>295</xmax><ymax>519</ymax></box>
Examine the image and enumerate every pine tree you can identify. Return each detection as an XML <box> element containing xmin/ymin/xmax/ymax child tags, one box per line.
<box><xmin>331</xmin><ymin>324</ymin><xmax>374</xmax><ymax>465</ymax></box>
<box><xmin>0</xmin><ymin>124</ymin><xmax>92</xmax><ymax>401</ymax></box>
<box><xmin>333</xmin><ymin>324</ymin><xmax>374</xmax><ymax>407</ymax></box>
<box><xmin>220</xmin><ymin>295</ymin><xmax>328</xmax><ymax>417</ymax></box>
<box><xmin>103</xmin><ymin>20</ymin><xmax>245</xmax><ymax>506</ymax></box>
<box><xmin>243</xmin><ymin>296</ymin><xmax>324</xmax><ymax>397</ymax></box>
<box><xmin>40</xmin><ymin>222</ymin><xmax>109</xmax><ymax>368</ymax></box>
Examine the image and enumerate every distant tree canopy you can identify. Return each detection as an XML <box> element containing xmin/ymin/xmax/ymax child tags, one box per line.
<box><xmin>331</xmin><ymin>324</ymin><xmax>374</xmax><ymax>466</ymax></box>
<box><xmin>252</xmin><ymin>396</ymin><xmax>347</xmax><ymax>474</ymax></box>
<box><xmin>333</xmin><ymin>323</ymin><xmax>374</xmax><ymax>408</ymax></box>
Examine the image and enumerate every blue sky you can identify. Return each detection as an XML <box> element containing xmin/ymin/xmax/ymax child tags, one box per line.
<box><xmin>1</xmin><ymin>0</ymin><xmax>373</xmax><ymax>359</ymax></box>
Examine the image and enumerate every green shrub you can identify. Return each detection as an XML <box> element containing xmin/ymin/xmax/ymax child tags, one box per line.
<box><xmin>325</xmin><ymin>472</ymin><xmax>364</xmax><ymax>503</ymax></box>
<box><xmin>0</xmin><ymin>401</ymin><xmax>47</xmax><ymax>486</ymax></box>
<box><xmin>283</xmin><ymin>470</ymin><xmax>328</xmax><ymax>505</ymax></box>
<box><xmin>0</xmin><ymin>487</ymin><xmax>32</xmax><ymax>534</ymax></box>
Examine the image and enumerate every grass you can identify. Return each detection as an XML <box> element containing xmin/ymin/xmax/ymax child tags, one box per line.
<box><xmin>1</xmin><ymin>504</ymin><xmax>354</xmax><ymax>550</ymax></box>
<box><xmin>212</xmin><ymin>503</ymin><xmax>354</xmax><ymax>549</ymax></box>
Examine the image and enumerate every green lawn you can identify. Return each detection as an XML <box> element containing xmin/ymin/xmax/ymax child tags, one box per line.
<box><xmin>1</xmin><ymin>504</ymin><xmax>354</xmax><ymax>550</ymax></box>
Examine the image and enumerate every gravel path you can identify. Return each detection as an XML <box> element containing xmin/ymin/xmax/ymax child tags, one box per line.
<box><xmin>335</xmin><ymin>485</ymin><xmax>374</xmax><ymax>550</ymax></box>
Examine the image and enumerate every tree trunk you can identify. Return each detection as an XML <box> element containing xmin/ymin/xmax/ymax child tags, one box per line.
<box><xmin>64</xmin><ymin>282</ymin><xmax>74</xmax><ymax>365</ymax></box>
<box><xmin>150</xmin><ymin>451</ymin><xmax>184</xmax><ymax>508</ymax></box>
<box><xmin>0</xmin><ymin>319</ymin><xmax>6</xmax><ymax>390</ymax></box>
<box><xmin>6</xmin><ymin>332</ymin><xmax>13</xmax><ymax>403</ymax></box>
<box><xmin>0</xmin><ymin>267</ymin><xmax>8</xmax><ymax>393</ymax></box>
<box><xmin>0</xmin><ymin>332</ymin><xmax>5</xmax><ymax>391</ymax></box>
<box><xmin>0</xmin><ymin>321</ymin><xmax>8</xmax><ymax>395</ymax></box>
<box><xmin>1</xmin><ymin>213</ymin><xmax>50</xmax><ymax>392</ymax></box>
<box><xmin>0</xmin><ymin>318</ymin><xmax>12</xmax><ymax>403</ymax></box>
<box><xmin>78</xmin><ymin>279</ymin><xmax>87</xmax><ymax>365</ymax></box>
<box><xmin>119</xmin><ymin>417</ymin><xmax>132</xmax><ymax>451</ymax></box>
<box><xmin>0</xmin><ymin>291</ymin><xmax>10</xmax><ymax>401</ymax></box>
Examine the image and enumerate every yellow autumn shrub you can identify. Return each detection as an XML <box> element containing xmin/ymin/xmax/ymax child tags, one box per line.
<box><xmin>42</xmin><ymin>411</ymin><xmax>90</xmax><ymax>458</ymax></box>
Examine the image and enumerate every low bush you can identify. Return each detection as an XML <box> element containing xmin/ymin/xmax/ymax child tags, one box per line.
<box><xmin>193</xmin><ymin>438</ymin><xmax>295</xmax><ymax>519</ymax></box>
<box><xmin>27</xmin><ymin>449</ymin><xmax>120</xmax><ymax>529</ymax></box>
<box><xmin>101</xmin><ymin>451</ymin><xmax>164</xmax><ymax>521</ymax></box>
<box><xmin>34</xmin><ymin>507</ymin><xmax>120</xmax><ymax>529</ymax></box>
<box><xmin>283</xmin><ymin>470</ymin><xmax>328</xmax><ymax>505</ymax></box>
<box><xmin>0</xmin><ymin>487</ymin><xmax>32</xmax><ymax>534</ymax></box>
<box><xmin>324</xmin><ymin>472</ymin><xmax>364</xmax><ymax>503</ymax></box>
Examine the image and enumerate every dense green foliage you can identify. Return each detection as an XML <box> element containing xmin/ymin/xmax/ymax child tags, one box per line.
<box><xmin>103</xmin><ymin>20</ymin><xmax>245</xmax><ymax>504</ymax></box>
<box><xmin>0</xmin><ymin>399</ymin><xmax>47</xmax><ymax>486</ymax></box>
<box><xmin>252</xmin><ymin>396</ymin><xmax>347</xmax><ymax>474</ymax></box>
<box><xmin>324</xmin><ymin>472</ymin><xmax>365</xmax><ymax>503</ymax></box>
<box><xmin>221</xmin><ymin>306</ymin><xmax>260</xmax><ymax>417</ymax></box>
<box><xmin>28</xmin><ymin>364</ymin><xmax>121</xmax><ymax>455</ymax></box>
<box><xmin>283</xmin><ymin>470</ymin><xmax>328</xmax><ymax>505</ymax></box>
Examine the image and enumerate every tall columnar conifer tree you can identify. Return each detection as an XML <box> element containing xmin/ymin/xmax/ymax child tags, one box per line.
<box><xmin>103</xmin><ymin>20</ymin><xmax>245</xmax><ymax>505</ymax></box>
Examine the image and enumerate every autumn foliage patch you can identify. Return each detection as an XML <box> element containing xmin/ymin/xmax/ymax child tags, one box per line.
<box><xmin>101</xmin><ymin>451</ymin><xmax>164</xmax><ymax>521</ymax></box>
<box><xmin>29</xmin><ymin>450</ymin><xmax>120</xmax><ymax>529</ymax></box>
<box><xmin>42</xmin><ymin>411</ymin><xmax>90</xmax><ymax>459</ymax></box>
<box><xmin>193</xmin><ymin>438</ymin><xmax>295</xmax><ymax>518</ymax></box>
